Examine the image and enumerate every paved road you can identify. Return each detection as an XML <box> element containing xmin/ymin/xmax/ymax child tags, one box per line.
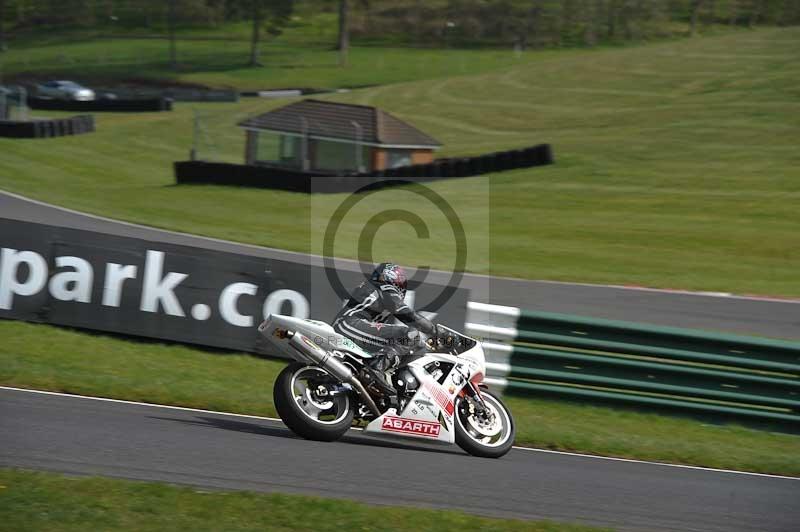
<box><xmin>2</xmin><ymin>190</ymin><xmax>799</xmax><ymax>339</ymax></box>
<box><xmin>1</xmin><ymin>388</ymin><xmax>797</xmax><ymax>532</ymax></box>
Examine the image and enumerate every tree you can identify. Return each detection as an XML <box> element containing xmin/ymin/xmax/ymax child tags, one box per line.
<box><xmin>248</xmin><ymin>0</ymin><xmax>264</xmax><ymax>66</ymax></box>
<box><xmin>690</xmin><ymin>0</ymin><xmax>706</xmax><ymax>36</ymax></box>
<box><xmin>337</xmin><ymin>0</ymin><xmax>349</xmax><ymax>67</ymax></box>
<box><xmin>606</xmin><ymin>0</ymin><xmax>618</xmax><ymax>39</ymax></box>
<box><xmin>521</xmin><ymin>1</ymin><xmax>544</xmax><ymax>49</ymax></box>
<box><xmin>0</xmin><ymin>0</ymin><xmax>6</xmax><ymax>52</ymax></box>
<box><xmin>560</xmin><ymin>0</ymin><xmax>580</xmax><ymax>44</ymax></box>
<box><xmin>358</xmin><ymin>0</ymin><xmax>372</xmax><ymax>28</ymax></box>
<box><xmin>728</xmin><ymin>0</ymin><xmax>740</xmax><ymax>25</ymax></box>
<box><xmin>748</xmin><ymin>0</ymin><xmax>765</xmax><ymax>27</ymax></box>
<box><xmin>584</xmin><ymin>0</ymin><xmax>603</xmax><ymax>46</ymax></box>
<box><xmin>619</xmin><ymin>0</ymin><xmax>635</xmax><ymax>40</ymax></box>
<box><xmin>706</xmin><ymin>0</ymin><xmax>717</xmax><ymax>27</ymax></box>
<box><xmin>168</xmin><ymin>0</ymin><xmax>178</xmax><ymax>69</ymax></box>
<box><xmin>245</xmin><ymin>0</ymin><xmax>293</xmax><ymax>67</ymax></box>
<box><xmin>782</xmin><ymin>0</ymin><xmax>800</xmax><ymax>25</ymax></box>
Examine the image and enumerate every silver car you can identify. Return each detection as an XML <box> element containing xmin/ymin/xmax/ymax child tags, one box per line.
<box><xmin>37</xmin><ymin>80</ymin><xmax>95</xmax><ymax>101</ymax></box>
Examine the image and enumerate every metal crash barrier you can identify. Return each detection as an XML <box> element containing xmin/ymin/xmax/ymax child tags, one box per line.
<box><xmin>466</xmin><ymin>302</ymin><xmax>800</xmax><ymax>427</ymax></box>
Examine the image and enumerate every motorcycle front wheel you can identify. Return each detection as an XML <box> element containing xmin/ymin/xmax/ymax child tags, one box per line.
<box><xmin>274</xmin><ymin>362</ymin><xmax>354</xmax><ymax>442</ymax></box>
<box><xmin>454</xmin><ymin>390</ymin><xmax>515</xmax><ymax>458</ymax></box>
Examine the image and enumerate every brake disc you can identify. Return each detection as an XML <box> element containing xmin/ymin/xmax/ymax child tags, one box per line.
<box><xmin>466</xmin><ymin>405</ymin><xmax>501</xmax><ymax>437</ymax></box>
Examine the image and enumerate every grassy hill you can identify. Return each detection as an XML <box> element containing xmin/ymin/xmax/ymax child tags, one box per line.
<box><xmin>0</xmin><ymin>8</ymin><xmax>544</xmax><ymax>90</ymax></box>
<box><xmin>0</xmin><ymin>28</ymin><xmax>798</xmax><ymax>296</ymax></box>
<box><xmin>1</xmin><ymin>35</ymin><xmax>534</xmax><ymax>90</ymax></box>
<box><xmin>0</xmin><ymin>5</ymin><xmax>751</xmax><ymax>91</ymax></box>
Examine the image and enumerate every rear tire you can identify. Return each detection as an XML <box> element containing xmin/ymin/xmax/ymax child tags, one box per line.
<box><xmin>274</xmin><ymin>362</ymin><xmax>354</xmax><ymax>442</ymax></box>
<box><xmin>454</xmin><ymin>390</ymin><xmax>515</xmax><ymax>458</ymax></box>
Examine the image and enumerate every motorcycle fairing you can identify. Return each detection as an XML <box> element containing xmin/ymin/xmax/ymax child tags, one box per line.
<box><xmin>363</xmin><ymin>352</ymin><xmax>481</xmax><ymax>444</ymax></box>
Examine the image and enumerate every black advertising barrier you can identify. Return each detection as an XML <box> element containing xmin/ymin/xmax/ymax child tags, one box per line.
<box><xmin>174</xmin><ymin>160</ymin><xmax>321</xmax><ymax>192</ymax></box>
<box><xmin>0</xmin><ymin>218</ymin><xmax>468</xmax><ymax>357</ymax></box>
<box><xmin>95</xmin><ymin>88</ymin><xmax>239</xmax><ymax>103</ymax></box>
<box><xmin>0</xmin><ymin>120</ymin><xmax>35</xmax><ymax>138</ymax></box>
<box><xmin>0</xmin><ymin>115</ymin><xmax>95</xmax><ymax>138</ymax></box>
<box><xmin>173</xmin><ymin>143</ymin><xmax>554</xmax><ymax>193</ymax></box>
<box><xmin>28</xmin><ymin>97</ymin><xmax>173</xmax><ymax>113</ymax></box>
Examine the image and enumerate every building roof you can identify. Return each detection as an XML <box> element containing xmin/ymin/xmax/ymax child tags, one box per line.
<box><xmin>238</xmin><ymin>99</ymin><xmax>441</xmax><ymax>148</ymax></box>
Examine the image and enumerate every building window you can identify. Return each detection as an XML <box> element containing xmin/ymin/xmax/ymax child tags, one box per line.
<box><xmin>254</xmin><ymin>132</ymin><xmax>279</xmax><ymax>165</ymax></box>
<box><xmin>280</xmin><ymin>136</ymin><xmax>295</xmax><ymax>159</ymax></box>
<box><xmin>313</xmin><ymin>139</ymin><xmax>369</xmax><ymax>172</ymax></box>
<box><xmin>386</xmin><ymin>149</ymin><xmax>413</xmax><ymax>168</ymax></box>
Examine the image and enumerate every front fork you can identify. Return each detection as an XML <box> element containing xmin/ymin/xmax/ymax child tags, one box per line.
<box><xmin>461</xmin><ymin>381</ymin><xmax>490</xmax><ymax>416</ymax></box>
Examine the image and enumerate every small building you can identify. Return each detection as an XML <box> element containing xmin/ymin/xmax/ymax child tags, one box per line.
<box><xmin>238</xmin><ymin>99</ymin><xmax>441</xmax><ymax>174</ymax></box>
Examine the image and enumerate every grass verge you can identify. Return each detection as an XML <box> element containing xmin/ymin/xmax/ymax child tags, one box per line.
<box><xmin>1</xmin><ymin>29</ymin><xmax>798</xmax><ymax>295</ymax></box>
<box><xmin>2</xmin><ymin>320</ymin><xmax>798</xmax><ymax>476</ymax></box>
<box><xmin>0</xmin><ymin>469</ymin><xmax>606</xmax><ymax>532</ymax></box>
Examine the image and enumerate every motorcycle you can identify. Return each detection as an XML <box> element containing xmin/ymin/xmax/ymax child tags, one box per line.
<box><xmin>258</xmin><ymin>314</ymin><xmax>515</xmax><ymax>458</ymax></box>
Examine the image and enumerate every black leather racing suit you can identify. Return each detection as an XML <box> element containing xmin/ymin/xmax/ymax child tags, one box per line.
<box><xmin>333</xmin><ymin>279</ymin><xmax>435</xmax><ymax>373</ymax></box>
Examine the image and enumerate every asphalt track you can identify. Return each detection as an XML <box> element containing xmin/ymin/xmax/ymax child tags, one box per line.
<box><xmin>1</xmin><ymin>388</ymin><xmax>797</xmax><ymax>532</ymax></box>
<box><xmin>2</xmin><ymin>190</ymin><xmax>799</xmax><ymax>339</ymax></box>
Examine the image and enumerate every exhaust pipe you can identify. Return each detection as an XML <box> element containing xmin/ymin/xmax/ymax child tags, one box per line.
<box><xmin>288</xmin><ymin>332</ymin><xmax>381</xmax><ymax>417</ymax></box>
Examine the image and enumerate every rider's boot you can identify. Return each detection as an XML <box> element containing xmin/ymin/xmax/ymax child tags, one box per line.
<box><xmin>361</xmin><ymin>345</ymin><xmax>401</xmax><ymax>398</ymax></box>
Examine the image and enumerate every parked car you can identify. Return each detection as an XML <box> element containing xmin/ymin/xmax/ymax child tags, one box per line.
<box><xmin>0</xmin><ymin>86</ymin><xmax>10</xmax><ymax>119</ymax></box>
<box><xmin>36</xmin><ymin>80</ymin><xmax>95</xmax><ymax>101</ymax></box>
<box><xmin>0</xmin><ymin>86</ymin><xmax>24</xmax><ymax>114</ymax></box>
<box><xmin>0</xmin><ymin>85</ymin><xmax>19</xmax><ymax>101</ymax></box>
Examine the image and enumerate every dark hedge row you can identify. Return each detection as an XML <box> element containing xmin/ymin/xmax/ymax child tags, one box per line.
<box><xmin>174</xmin><ymin>143</ymin><xmax>554</xmax><ymax>194</ymax></box>
<box><xmin>0</xmin><ymin>115</ymin><xmax>95</xmax><ymax>138</ymax></box>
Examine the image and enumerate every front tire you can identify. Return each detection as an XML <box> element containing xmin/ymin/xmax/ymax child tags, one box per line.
<box><xmin>274</xmin><ymin>362</ymin><xmax>354</xmax><ymax>442</ymax></box>
<box><xmin>454</xmin><ymin>390</ymin><xmax>515</xmax><ymax>458</ymax></box>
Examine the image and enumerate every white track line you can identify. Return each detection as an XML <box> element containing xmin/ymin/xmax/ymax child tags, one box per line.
<box><xmin>528</xmin><ymin>279</ymin><xmax>800</xmax><ymax>304</ymax></box>
<box><xmin>0</xmin><ymin>385</ymin><xmax>284</xmax><ymax>422</ymax></box>
<box><xmin>511</xmin><ymin>446</ymin><xmax>799</xmax><ymax>481</ymax></box>
<box><xmin>2</xmin><ymin>386</ymin><xmax>797</xmax><ymax>481</ymax></box>
<box><xmin>3</xmin><ymin>189</ymin><xmax>798</xmax><ymax>304</ymax></box>
<box><xmin>0</xmin><ymin>189</ymin><xmax>313</xmax><ymax>260</ymax></box>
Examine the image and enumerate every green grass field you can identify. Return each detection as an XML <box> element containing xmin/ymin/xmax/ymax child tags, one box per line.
<box><xmin>1</xmin><ymin>28</ymin><xmax>798</xmax><ymax>296</ymax></box>
<box><xmin>0</xmin><ymin>469</ymin><xmax>606</xmax><ymax>532</ymax></box>
<box><xmin>2</xmin><ymin>320</ymin><xmax>798</xmax><ymax>476</ymax></box>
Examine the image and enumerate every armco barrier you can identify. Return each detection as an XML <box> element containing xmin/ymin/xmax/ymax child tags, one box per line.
<box><xmin>29</xmin><ymin>97</ymin><xmax>172</xmax><ymax>112</ymax></box>
<box><xmin>466</xmin><ymin>302</ymin><xmax>800</xmax><ymax>428</ymax></box>
<box><xmin>0</xmin><ymin>115</ymin><xmax>95</xmax><ymax>138</ymax></box>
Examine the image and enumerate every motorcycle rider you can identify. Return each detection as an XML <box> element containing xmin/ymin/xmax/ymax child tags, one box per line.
<box><xmin>333</xmin><ymin>263</ymin><xmax>436</xmax><ymax>397</ymax></box>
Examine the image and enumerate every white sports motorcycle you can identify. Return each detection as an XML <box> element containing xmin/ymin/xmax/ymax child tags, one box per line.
<box><xmin>258</xmin><ymin>315</ymin><xmax>515</xmax><ymax>458</ymax></box>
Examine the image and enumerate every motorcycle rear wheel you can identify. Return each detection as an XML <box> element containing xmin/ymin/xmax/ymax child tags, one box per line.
<box><xmin>454</xmin><ymin>390</ymin><xmax>515</xmax><ymax>458</ymax></box>
<box><xmin>274</xmin><ymin>362</ymin><xmax>354</xmax><ymax>442</ymax></box>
